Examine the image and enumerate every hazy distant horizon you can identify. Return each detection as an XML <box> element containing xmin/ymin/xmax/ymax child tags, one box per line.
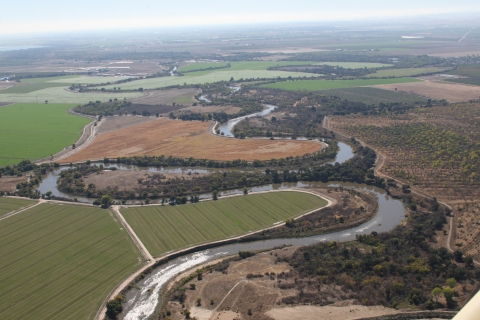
<box><xmin>2</xmin><ymin>0</ymin><xmax>480</xmax><ymax>36</ymax></box>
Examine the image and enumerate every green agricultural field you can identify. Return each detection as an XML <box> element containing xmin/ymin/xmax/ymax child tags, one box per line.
<box><xmin>260</xmin><ymin>78</ymin><xmax>421</xmax><ymax>91</ymax></box>
<box><xmin>0</xmin><ymin>197</ymin><xmax>35</xmax><ymax>216</ymax></box>
<box><xmin>103</xmin><ymin>69</ymin><xmax>316</xmax><ymax>90</ymax></box>
<box><xmin>321</xmin><ymin>87</ymin><xmax>428</xmax><ymax>105</ymax></box>
<box><xmin>0</xmin><ymin>86</ymin><xmax>143</xmax><ymax>104</ymax></box>
<box><xmin>0</xmin><ymin>103</ymin><xmax>91</xmax><ymax>166</ymax></box>
<box><xmin>122</xmin><ymin>191</ymin><xmax>327</xmax><ymax>257</ymax></box>
<box><xmin>0</xmin><ymin>82</ymin><xmax>71</xmax><ymax>94</ymax></box>
<box><xmin>366</xmin><ymin>67</ymin><xmax>451</xmax><ymax>78</ymax></box>
<box><xmin>20</xmin><ymin>75</ymin><xmax>79</xmax><ymax>83</ymax></box>
<box><xmin>0</xmin><ymin>203</ymin><xmax>142</xmax><ymax>320</ymax></box>
<box><xmin>50</xmin><ymin>75</ymin><xmax>133</xmax><ymax>84</ymax></box>
<box><xmin>178</xmin><ymin>62</ymin><xmax>230</xmax><ymax>72</ymax></box>
<box><xmin>445</xmin><ymin>65</ymin><xmax>480</xmax><ymax>86</ymax></box>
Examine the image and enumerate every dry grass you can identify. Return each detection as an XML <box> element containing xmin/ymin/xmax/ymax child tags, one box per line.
<box><xmin>60</xmin><ymin>119</ymin><xmax>321</xmax><ymax>163</ymax></box>
<box><xmin>454</xmin><ymin>202</ymin><xmax>480</xmax><ymax>261</ymax></box>
<box><xmin>373</xmin><ymin>80</ymin><xmax>480</xmax><ymax>103</ymax></box>
<box><xmin>179</xmin><ymin>105</ymin><xmax>242</xmax><ymax>115</ymax></box>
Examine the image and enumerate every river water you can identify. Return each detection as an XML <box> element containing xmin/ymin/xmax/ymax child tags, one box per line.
<box><xmin>120</xmin><ymin>182</ymin><xmax>404</xmax><ymax>320</ymax></box>
<box><xmin>217</xmin><ymin>105</ymin><xmax>277</xmax><ymax>137</ymax></box>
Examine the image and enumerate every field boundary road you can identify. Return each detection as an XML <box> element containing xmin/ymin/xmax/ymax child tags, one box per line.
<box><xmin>323</xmin><ymin>116</ymin><xmax>479</xmax><ymax>267</ymax></box>
<box><xmin>95</xmin><ymin>188</ymin><xmax>335</xmax><ymax>320</ymax></box>
<box><xmin>0</xmin><ymin>198</ymin><xmax>43</xmax><ymax>221</ymax></box>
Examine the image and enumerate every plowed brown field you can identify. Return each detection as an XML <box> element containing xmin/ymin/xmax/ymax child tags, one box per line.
<box><xmin>60</xmin><ymin>119</ymin><xmax>321</xmax><ymax>163</ymax></box>
<box><xmin>373</xmin><ymin>80</ymin><xmax>480</xmax><ymax>103</ymax></box>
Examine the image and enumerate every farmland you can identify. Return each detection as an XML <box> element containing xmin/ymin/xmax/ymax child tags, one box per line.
<box><xmin>0</xmin><ymin>86</ymin><xmax>143</xmax><ymax>104</ymax></box>
<box><xmin>59</xmin><ymin>118</ymin><xmax>322</xmax><ymax>163</ymax></box>
<box><xmin>0</xmin><ymin>103</ymin><xmax>91</xmax><ymax>166</ymax></box>
<box><xmin>129</xmin><ymin>88</ymin><xmax>200</xmax><ymax>105</ymax></box>
<box><xmin>0</xmin><ymin>197</ymin><xmax>35</xmax><ymax>216</ymax></box>
<box><xmin>121</xmin><ymin>191</ymin><xmax>328</xmax><ymax>257</ymax></box>
<box><xmin>445</xmin><ymin>64</ymin><xmax>480</xmax><ymax>86</ymax></box>
<box><xmin>366</xmin><ymin>67</ymin><xmax>451</xmax><ymax>78</ymax></box>
<box><xmin>373</xmin><ymin>80</ymin><xmax>480</xmax><ymax>103</ymax></box>
<box><xmin>260</xmin><ymin>78</ymin><xmax>420</xmax><ymax>91</ymax></box>
<box><xmin>0</xmin><ymin>81</ymin><xmax>71</xmax><ymax>94</ymax></box>
<box><xmin>321</xmin><ymin>87</ymin><xmax>428</xmax><ymax>105</ymax></box>
<box><xmin>0</xmin><ymin>203</ymin><xmax>142</xmax><ymax>320</ymax></box>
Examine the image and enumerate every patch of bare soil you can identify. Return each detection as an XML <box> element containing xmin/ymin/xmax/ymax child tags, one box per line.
<box><xmin>130</xmin><ymin>88</ymin><xmax>200</xmax><ymax>105</ymax></box>
<box><xmin>0</xmin><ymin>82</ymin><xmax>14</xmax><ymax>91</ymax></box>
<box><xmin>265</xmin><ymin>304</ymin><xmax>399</xmax><ymax>320</ymax></box>
<box><xmin>0</xmin><ymin>176</ymin><xmax>28</xmax><ymax>192</ymax></box>
<box><xmin>83</xmin><ymin>170</ymin><xmax>205</xmax><ymax>191</ymax></box>
<box><xmin>373</xmin><ymin>81</ymin><xmax>480</xmax><ymax>103</ymax></box>
<box><xmin>60</xmin><ymin>119</ymin><xmax>322</xmax><ymax>163</ymax></box>
<box><xmin>165</xmin><ymin>245</ymin><xmax>398</xmax><ymax>320</ymax></box>
<box><xmin>97</xmin><ymin>115</ymin><xmax>158</xmax><ymax>135</ymax></box>
<box><xmin>179</xmin><ymin>105</ymin><xmax>241</xmax><ymax>115</ymax></box>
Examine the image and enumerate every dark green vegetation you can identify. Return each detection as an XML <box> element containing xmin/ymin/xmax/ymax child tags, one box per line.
<box><xmin>0</xmin><ymin>103</ymin><xmax>91</xmax><ymax>166</ymax></box>
<box><xmin>321</xmin><ymin>87</ymin><xmax>428</xmax><ymax>105</ymax></box>
<box><xmin>446</xmin><ymin>65</ymin><xmax>480</xmax><ymax>86</ymax></box>
<box><xmin>73</xmin><ymin>99</ymin><xmax>132</xmax><ymax>116</ymax></box>
<box><xmin>0</xmin><ymin>203</ymin><xmax>142</xmax><ymax>320</ymax></box>
<box><xmin>0</xmin><ymin>196</ymin><xmax>35</xmax><ymax>216</ymax></box>
<box><xmin>280</xmin><ymin>199</ymin><xmax>479</xmax><ymax>310</ymax></box>
<box><xmin>122</xmin><ymin>191</ymin><xmax>328</xmax><ymax>257</ymax></box>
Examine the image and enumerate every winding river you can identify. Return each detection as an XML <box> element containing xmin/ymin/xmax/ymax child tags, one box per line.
<box><xmin>34</xmin><ymin>105</ymin><xmax>403</xmax><ymax>320</ymax></box>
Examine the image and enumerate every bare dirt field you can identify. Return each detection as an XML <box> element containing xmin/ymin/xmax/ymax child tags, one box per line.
<box><xmin>266</xmin><ymin>304</ymin><xmax>399</xmax><ymax>320</ymax></box>
<box><xmin>165</xmin><ymin>245</ymin><xmax>399</xmax><ymax>320</ymax></box>
<box><xmin>60</xmin><ymin>119</ymin><xmax>321</xmax><ymax>163</ymax></box>
<box><xmin>97</xmin><ymin>115</ymin><xmax>157</xmax><ymax>134</ymax></box>
<box><xmin>129</xmin><ymin>88</ymin><xmax>200</xmax><ymax>105</ymax></box>
<box><xmin>0</xmin><ymin>176</ymin><xmax>28</xmax><ymax>192</ymax></box>
<box><xmin>83</xmin><ymin>170</ymin><xmax>205</xmax><ymax>191</ymax></box>
<box><xmin>0</xmin><ymin>82</ymin><xmax>14</xmax><ymax>91</ymax></box>
<box><xmin>179</xmin><ymin>105</ymin><xmax>241</xmax><ymax>115</ymax></box>
<box><xmin>373</xmin><ymin>80</ymin><xmax>480</xmax><ymax>103</ymax></box>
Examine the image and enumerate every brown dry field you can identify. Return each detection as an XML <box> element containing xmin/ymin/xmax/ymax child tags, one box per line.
<box><xmin>373</xmin><ymin>80</ymin><xmax>480</xmax><ymax>103</ymax></box>
<box><xmin>166</xmin><ymin>246</ymin><xmax>399</xmax><ymax>320</ymax></box>
<box><xmin>97</xmin><ymin>115</ymin><xmax>157</xmax><ymax>135</ymax></box>
<box><xmin>0</xmin><ymin>82</ymin><xmax>14</xmax><ymax>91</ymax></box>
<box><xmin>179</xmin><ymin>105</ymin><xmax>241</xmax><ymax>115</ymax></box>
<box><xmin>129</xmin><ymin>88</ymin><xmax>200</xmax><ymax>105</ymax></box>
<box><xmin>83</xmin><ymin>170</ymin><xmax>205</xmax><ymax>191</ymax></box>
<box><xmin>60</xmin><ymin>119</ymin><xmax>321</xmax><ymax>163</ymax></box>
<box><xmin>0</xmin><ymin>176</ymin><xmax>28</xmax><ymax>192</ymax></box>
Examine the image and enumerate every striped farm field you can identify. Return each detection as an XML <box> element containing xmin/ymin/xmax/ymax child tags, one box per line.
<box><xmin>122</xmin><ymin>191</ymin><xmax>328</xmax><ymax>257</ymax></box>
<box><xmin>0</xmin><ymin>203</ymin><xmax>142</xmax><ymax>320</ymax></box>
<box><xmin>260</xmin><ymin>78</ymin><xmax>421</xmax><ymax>91</ymax></box>
<box><xmin>0</xmin><ymin>197</ymin><xmax>35</xmax><ymax>216</ymax></box>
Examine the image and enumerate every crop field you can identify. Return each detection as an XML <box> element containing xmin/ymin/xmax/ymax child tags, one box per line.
<box><xmin>0</xmin><ymin>86</ymin><xmax>143</xmax><ymax>104</ymax></box>
<box><xmin>122</xmin><ymin>191</ymin><xmax>328</xmax><ymax>257</ymax></box>
<box><xmin>178</xmin><ymin>62</ymin><xmax>230</xmax><ymax>72</ymax></box>
<box><xmin>49</xmin><ymin>75</ymin><xmax>134</xmax><ymax>85</ymax></box>
<box><xmin>0</xmin><ymin>103</ymin><xmax>91</xmax><ymax>166</ymax></box>
<box><xmin>59</xmin><ymin>118</ymin><xmax>321</xmax><ymax>163</ymax></box>
<box><xmin>129</xmin><ymin>88</ymin><xmax>200</xmax><ymax>105</ymax></box>
<box><xmin>366</xmin><ymin>67</ymin><xmax>451</xmax><ymax>78</ymax></box>
<box><xmin>373</xmin><ymin>80</ymin><xmax>480</xmax><ymax>103</ymax></box>
<box><xmin>0</xmin><ymin>197</ymin><xmax>35</xmax><ymax>216</ymax></box>
<box><xmin>321</xmin><ymin>87</ymin><xmax>428</xmax><ymax>105</ymax></box>
<box><xmin>103</xmin><ymin>70</ymin><xmax>316</xmax><ymax>90</ymax></box>
<box><xmin>0</xmin><ymin>81</ymin><xmax>72</xmax><ymax>94</ymax></box>
<box><xmin>260</xmin><ymin>78</ymin><xmax>421</xmax><ymax>91</ymax></box>
<box><xmin>445</xmin><ymin>65</ymin><xmax>480</xmax><ymax>86</ymax></box>
<box><xmin>0</xmin><ymin>203</ymin><xmax>142</xmax><ymax>320</ymax></box>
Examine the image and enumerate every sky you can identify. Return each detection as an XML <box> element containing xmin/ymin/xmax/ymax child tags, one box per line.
<box><xmin>2</xmin><ymin>0</ymin><xmax>480</xmax><ymax>35</ymax></box>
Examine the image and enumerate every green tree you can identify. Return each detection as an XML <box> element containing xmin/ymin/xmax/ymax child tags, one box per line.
<box><xmin>431</xmin><ymin>287</ymin><xmax>443</xmax><ymax>303</ymax></box>
<box><xmin>243</xmin><ymin>187</ymin><xmax>248</xmax><ymax>195</ymax></box>
<box><xmin>443</xmin><ymin>287</ymin><xmax>455</xmax><ymax>308</ymax></box>
<box><xmin>446</xmin><ymin>278</ymin><xmax>456</xmax><ymax>288</ymax></box>
<box><xmin>106</xmin><ymin>296</ymin><xmax>123</xmax><ymax>319</ymax></box>
<box><xmin>212</xmin><ymin>190</ymin><xmax>218</xmax><ymax>200</ymax></box>
<box><xmin>101</xmin><ymin>194</ymin><xmax>113</xmax><ymax>208</ymax></box>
